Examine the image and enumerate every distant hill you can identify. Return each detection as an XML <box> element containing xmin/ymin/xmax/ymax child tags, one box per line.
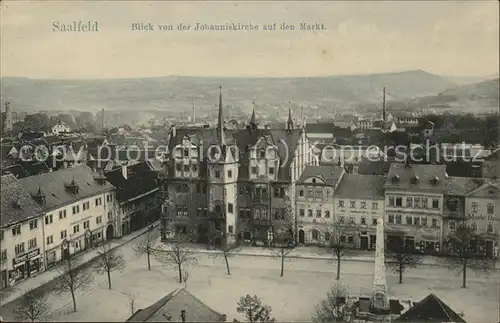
<box><xmin>444</xmin><ymin>73</ymin><xmax>500</xmax><ymax>86</ymax></box>
<box><xmin>0</xmin><ymin>70</ymin><xmax>456</xmax><ymax>114</ymax></box>
<box><xmin>404</xmin><ymin>78</ymin><xmax>499</xmax><ymax>113</ymax></box>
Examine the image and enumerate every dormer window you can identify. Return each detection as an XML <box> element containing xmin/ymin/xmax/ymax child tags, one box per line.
<box><xmin>65</xmin><ymin>178</ymin><xmax>80</xmax><ymax>194</ymax></box>
<box><xmin>13</xmin><ymin>198</ymin><xmax>22</xmax><ymax>209</ymax></box>
<box><xmin>431</xmin><ymin>176</ymin><xmax>440</xmax><ymax>185</ymax></box>
<box><xmin>392</xmin><ymin>174</ymin><xmax>400</xmax><ymax>183</ymax></box>
<box><xmin>411</xmin><ymin>175</ymin><xmax>419</xmax><ymax>184</ymax></box>
<box><xmin>93</xmin><ymin>169</ymin><xmax>107</xmax><ymax>185</ymax></box>
<box><xmin>259</xmin><ymin>150</ymin><xmax>266</xmax><ymax>158</ymax></box>
<box><xmin>312</xmin><ymin>178</ymin><xmax>316</xmax><ymax>183</ymax></box>
<box><xmin>32</xmin><ymin>186</ymin><xmax>46</xmax><ymax>205</ymax></box>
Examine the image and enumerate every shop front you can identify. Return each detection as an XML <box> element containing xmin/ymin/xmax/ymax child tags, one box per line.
<box><xmin>10</xmin><ymin>248</ymin><xmax>42</xmax><ymax>285</ymax></box>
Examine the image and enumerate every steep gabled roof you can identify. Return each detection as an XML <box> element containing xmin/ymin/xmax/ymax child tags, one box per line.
<box><xmin>394</xmin><ymin>293</ymin><xmax>466</xmax><ymax>322</ymax></box>
<box><xmin>297</xmin><ymin>165</ymin><xmax>344</xmax><ymax>186</ymax></box>
<box><xmin>126</xmin><ymin>288</ymin><xmax>225</xmax><ymax>322</ymax></box>
<box><xmin>335</xmin><ymin>174</ymin><xmax>385</xmax><ymax>199</ymax></box>
<box><xmin>444</xmin><ymin>177</ymin><xmax>482</xmax><ymax>196</ymax></box>
<box><xmin>1</xmin><ymin>174</ymin><xmax>44</xmax><ymax>227</ymax></box>
<box><xmin>105</xmin><ymin>162</ymin><xmax>158</xmax><ymax>202</ymax></box>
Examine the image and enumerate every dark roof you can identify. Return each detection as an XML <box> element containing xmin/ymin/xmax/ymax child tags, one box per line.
<box><xmin>126</xmin><ymin>288</ymin><xmax>225</xmax><ymax>322</ymax></box>
<box><xmin>394</xmin><ymin>293</ymin><xmax>466</xmax><ymax>322</ymax></box>
<box><xmin>485</xmin><ymin>147</ymin><xmax>500</xmax><ymax>161</ymax></box>
<box><xmin>18</xmin><ymin>165</ymin><xmax>115</xmax><ymax>212</ymax></box>
<box><xmin>20</xmin><ymin>160</ymin><xmax>51</xmax><ymax>176</ymax></box>
<box><xmin>482</xmin><ymin>160</ymin><xmax>498</xmax><ymax>179</ymax></box>
<box><xmin>444</xmin><ymin>177</ymin><xmax>482</xmax><ymax>196</ymax></box>
<box><xmin>297</xmin><ymin>165</ymin><xmax>344</xmax><ymax>186</ymax></box>
<box><xmin>105</xmin><ymin>162</ymin><xmax>158</xmax><ymax>202</ymax></box>
<box><xmin>1</xmin><ymin>174</ymin><xmax>44</xmax><ymax>227</ymax></box>
<box><xmin>305</xmin><ymin>123</ymin><xmax>335</xmax><ymax>134</ymax></box>
<box><xmin>384</xmin><ymin>163</ymin><xmax>447</xmax><ymax>192</ymax></box>
<box><xmin>358</xmin><ymin>159</ymin><xmax>392</xmax><ymax>175</ymax></box>
<box><xmin>86</xmin><ymin>136</ymin><xmax>107</xmax><ymax>150</ymax></box>
<box><xmin>43</xmin><ymin>135</ymin><xmax>62</xmax><ymax>145</ymax></box>
<box><xmin>335</xmin><ymin>174</ymin><xmax>385</xmax><ymax>199</ymax></box>
<box><xmin>1</xmin><ymin>164</ymin><xmax>30</xmax><ymax>178</ymax></box>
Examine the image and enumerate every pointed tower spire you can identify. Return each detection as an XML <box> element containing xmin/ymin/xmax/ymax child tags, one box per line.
<box><xmin>287</xmin><ymin>101</ymin><xmax>294</xmax><ymax>132</ymax></box>
<box><xmin>217</xmin><ymin>86</ymin><xmax>226</xmax><ymax>145</ymax></box>
<box><xmin>249</xmin><ymin>101</ymin><xmax>257</xmax><ymax>130</ymax></box>
<box><xmin>382</xmin><ymin>87</ymin><xmax>386</xmax><ymax>122</ymax></box>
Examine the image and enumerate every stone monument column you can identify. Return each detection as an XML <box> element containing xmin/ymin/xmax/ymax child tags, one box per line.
<box><xmin>370</xmin><ymin>217</ymin><xmax>390</xmax><ymax>314</ymax></box>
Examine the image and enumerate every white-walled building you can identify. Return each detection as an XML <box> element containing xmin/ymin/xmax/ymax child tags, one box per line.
<box><xmin>334</xmin><ymin>174</ymin><xmax>386</xmax><ymax>250</ymax></box>
<box><xmin>51</xmin><ymin>123</ymin><xmax>71</xmax><ymax>135</ymax></box>
<box><xmin>1</xmin><ymin>174</ymin><xmax>45</xmax><ymax>288</ymax></box>
<box><xmin>19</xmin><ymin>166</ymin><xmax>116</xmax><ymax>269</ymax></box>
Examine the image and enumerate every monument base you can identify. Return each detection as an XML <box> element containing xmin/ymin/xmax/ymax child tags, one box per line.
<box><xmin>347</xmin><ymin>296</ymin><xmax>413</xmax><ymax>323</ymax></box>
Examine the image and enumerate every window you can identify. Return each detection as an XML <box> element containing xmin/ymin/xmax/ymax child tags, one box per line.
<box><xmin>388</xmin><ymin>215</ymin><xmax>395</xmax><ymax>223</ymax></box>
<box><xmin>251</xmin><ymin>167</ymin><xmax>257</xmax><ymax>175</ymax></box>
<box><xmin>349</xmin><ymin>216</ymin><xmax>355</xmax><ymax>223</ymax></box>
<box><xmin>192</xmin><ymin>164</ymin><xmax>198</xmax><ymax>172</ymax></box>
<box><xmin>299</xmin><ymin>189</ymin><xmax>304</xmax><ymax>197</ymax></box>
<box><xmin>312</xmin><ymin>230</ymin><xmax>319</xmax><ymax>240</ymax></box>
<box><xmin>259</xmin><ymin>150</ymin><xmax>266</xmax><ymax>158</ymax></box>
<box><xmin>83</xmin><ymin>220</ymin><xmax>90</xmax><ymax>229</ymax></box>
<box><xmin>106</xmin><ymin>194</ymin><xmax>113</xmax><ymax>202</ymax></box>
<box><xmin>338</xmin><ymin>199</ymin><xmax>344</xmax><ymax>207</ymax></box>
<box><xmin>95</xmin><ymin>198</ymin><xmax>103</xmax><ymax>206</ymax></box>
<box><xmin>432</xmin><ymin>219</ymin><xmax>438</xmax><ymax>227</ymax></box>
<box><xmin>350</xmin><ymin>200</ymin><xmax>356</xmax><ymax>208</ymax></box>
<box><xmin>395</xmin><ymin>197</ymin><xmax>402</xmax><ymax>207</ymax></box>
<box><xmin>59</xmin><ymin>209</ymin><xmax>67</xmax><ymax>219</ymax></box>
<box><xmin>325</xmin><ymin>189</ymin><xmax>331</xmax><ymax>198</ymax></box>
<box><xmin>183</xmin><ymin>149</ymin><xmax>189</xmax><ymax>157</ymax></box>
<box><xmin>269</xmin><ymin>167</ymin><xmax>275</xmax><ymax>175</ymax></box>
<box><xmin>414</xmin><ymin>198</ymin><xmax>421</xmax><ymax>208</ymax></box>
<box><xmin>96</xmin><ymin>216</ymin><xmax>102</xmax><ymax>224</ymax></box>
<box><xmin>388</xmin><ymin>196</ymin><xmax>395</xmax><ymax>206</ymax></box>
<box><xmin>176</xmin><ymin>163</ymin><xmax>182</xmax><ymax>171</ymax></box>
<box><xmin>325</xmin><ymin>232</ymin><xmax>331</xmax><ymax>241</ymax></box>
<box><xmin>421</xmin><ymin>216</ymin><xmax>428</xmax><ymax>226</ymax></box>
<box><xmin>339</xmin><ymin>216</ymin><xmax>345</xmax><ymax>224</ymax></box>
<box><xmin>83</xmin><ymin>201</ymin><xmax>90</xmax><ymax>211</ymax></box>
<box><xmin>472</xmin><ymin>202</ymin><xmax>478</xmax><ymax>213</ymax></box>
<box><xmin>449</xmin><ymin>220</ymin><xmax>456</xmax><ymax>230</ymax></box>
<box><xmin>414</xmin><ymin>217</ymin><xmax>420</xmax><ymax>226</ymax></box>
<box><xmin>372</xmin><ymin>217</ymin><xmax>377</xmax><ymax>225</ymax></box>
<box><xmin>432</xmin><ymin>199</ymin><xmax>439</xmax><ymax>209</ymax></box>
<box><xmin>395</xmin><ymin>214</ymin><xmax>402</xmax><ymax>224</ymax></box>
<box><xmin>307</xmin><ymin>188</ymin><xmax>314</xmax><ymax>198</ymax></box>
<box><xmin>348</xmin><ymin>235</ymin><xmax>354</xmax><ymax>243</ymax></box>
<box><xmin>0</xmin><ymin>230</ymin><xmax>3</xmax><ymax>241</ymax></box>
<box><xmin>340</xmin><ymin>236</ymin><xmax>346</xmax><ymax>243</ymax></box>
<box><xmin>487</xmin><ymin>203</ymin><xmax>494</xmax><ymax>214</ymax></box>
<box><xmin>184</xmin><ymin>165</ymin><xmax>190</xmax><ymax>172</ymax></box>
<box><xmin>215</xmin><ymin>170</ymin><xmax>221</xmax><ymax>178</ymax></box>
<box><xmin>1</xmin><ymin>250</ymin><xmax>6</xmax><ymax>261</ymax></box>
<box><xmin>228</xmin><ymin>203</ymin><xmax>234</xmax><ymax>214</ymax></box>
<box><xmin>325</xmin><ymin>210</ymin><xmax>331</xmax><ymax>218</ymax></box>
<box><xmin>46</xmin><ymin>235</ymin><xmax>54</xmax><ymax>245</ymax></box>
<box><xmin>228</xmin><ymin>225</ymin><xmax>234</xmax><ymax>234</ymax></box>
<box><xmin>73</xmin><ymin>225</ymin><xmax>80</xmax><ymax>234</ymax></box>
<box><xmin>28</xmin><ymin>238</ymin><xmax>37</xmax><ymax>249</ymax></box>
<box><xmin>307</xmin><ymin>209</ymin><xmax>313</xmax><ymax>217</ymax></box>
<box><xmin>228</xmin><ymin>170</ymin><xmax>232</xmax><ymax>178</ymax></box>
<box><xmin>487</xmin><ymin>222</ymin><xmax>493</xmax><ymax>233</ymax></box>
<box><xmin>361</xmin><ymin>217</ymin><xmax>366</xmax><ymax>225</ymax></box>
<box><xmin>372</xmin><ymin>201</ymin><xmax>378</xmax><ymax>209</ymax></box>
<box><xmin>406</xmin><ymin>216</ymin><xmax>412</xmax><ymax>225</ymax></box>
<box><xmin>316</xmin><ymin>210</ymin><xmax>321</xmax><ymax>218</ymax></box>
<box><xmin>61</xmin><ymin>230</ymin><xmax>67</xmax><ymax>239</ymax></box>
<box><xmin>45</xmin><ymin>214</ymin><xmax>53</xmax><ymax>225</ymax></box>
<box><xmin>29</xmin><ymin>219</ymin><xmax>38</xmax><ymax>230</ymax></box>
<box><xmin>15</xmin><ymin>243</ymin><xmax>25</xmax><ymax>255</ymax></box>
<box><xmin>12</xmin><ymin>225</ymin><xmax>21</xmax><ymax>236</ymax></box>
<box><xmin>315</xmin><ymin>189</ymin><xmax>322</xmax><ymax>199</ymax></box>
<box><xmin>299</xmin><ymin>209</ymin><xmax>305</xmax><ymax>217</ymax></box>
<box><xmin>360</xmin><ymin>201</ymin><xmax>366</xmax><ymax>209</ymax></box>
<box><xmin>422</xmin><ymin>198</ymin><xmax>428</xmax><ymax>209</ymax></box>
<box><xmin>72</xmin><ymin>205</ymin><xmax>80</xmax><ymax>214</ymax></box>
<box><xmin>406</xmin><ymin>197</ymin><xmax>413</xmax><ymax>208</ymax></box>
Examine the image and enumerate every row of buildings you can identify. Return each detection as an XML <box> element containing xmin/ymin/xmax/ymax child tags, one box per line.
<box><xmin>160</xmin><ymin>88</ymin><xmax>499</xmax><ymax>257</ymax></box>
<box><xmin>1</xmin><ymin>163</ymin><xmax>160</xmax><ymax>289</ymax></box>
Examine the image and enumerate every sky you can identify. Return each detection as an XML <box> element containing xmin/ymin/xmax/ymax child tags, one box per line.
<box><xmin>0</xmin><ymin>1</ymin><xmax>499</xmax><ymax>79</ymax></box>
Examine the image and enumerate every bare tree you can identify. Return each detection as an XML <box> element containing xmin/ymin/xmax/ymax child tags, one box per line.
<box><xmin>13</xmin><ymin>288</ymin><xmax>51</xmax><ymax>322</ymax></box>
<box><xmin>329</xmin><ymin>220</ymin><xmax>356</xmax><ymax>280</ymax></box>
<box><xmin>209</xmin><ymin>229</ymin><xmax>241</xmax><ymax>275</ymax></box>
<box><xmin>386</xmin><ymin>244</ymin><xmax>422</xmax><ymax>284</ymax></box>
<box><xmin>93</xmin><ymin>242</ymin><xmax>125</xmax><ymax>289</ymax></box>
<box><xmin>312</xmin><ymin>282</ymin><xmax>350</xmax><ymax>323</ymax></box>
<box><xmin>53</xmin><ymin>255</ymin><xmax>94</xmax><ymax>312</ymax></box>
<box><xmin>444</xmin><ymin>220</ymin><xmax>494</xmax><ymax>288</ymax></box>
<box><xmin>126</xmin><ymin>292</ymin><xmax>136</xmax><ymax>316</ymax></box>
<box><xmin>236</xmin><ymin>294</ymin><xmax>275</xmax><ymax>323</ymax></box>
<box><xmin>269</xmin><ymin>197</ymin><xmax>295</xmax><ymax>277</ymax></box>
<box><xmin>154</xmin><ymin>236</ymin><xmax>198</xmax><ymax>283</ymax></box>
<box><xmin>133</xmin><ymin>228</ymin><xmax>157</xmax><ymax>271</ymax></box>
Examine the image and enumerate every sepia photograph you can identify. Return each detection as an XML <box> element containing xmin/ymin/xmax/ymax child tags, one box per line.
<box><xmin>0</xmin><ymin>1</ymin><xmax>499</xmax><ymax>322</ymax></box>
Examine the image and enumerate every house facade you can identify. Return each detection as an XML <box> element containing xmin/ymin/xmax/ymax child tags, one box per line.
<box><xmin>19</xmin><ymin>166</ymin><xmax>116</xmax><ymax>268</ymax></box>
<box><xmin>1</xmin><ymin>174</ymin><xmax>45</xmax><ymax>288</ymax></box>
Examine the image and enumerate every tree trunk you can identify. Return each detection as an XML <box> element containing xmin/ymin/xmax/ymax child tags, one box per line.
<box><xmin>462</xmin><ymin>261</ymin><xmax>467</xmax><ymax>288</ymax></box>
<box><xmin>280</xmin><ymin>253</ymin><xmax>285</xmax><ymax>277</ymax></box>
<box><xmin>224</xmin><ymin>253</ymin><xmax>231</xmax><ymax>275</ymax></box>
<box><xmin>147</xmin><ymin>251</ymin><xmax>151</xmax><ymax>271</ymax></box>
<box><xmin>107</xmin><ymin>270</ymin><xmax>112</xmax><ymax>289</ymax></box>
<box><xmin>178</xmin><ymin>264</ymin><xmax>183</xmax><ymax>284</ymax></box>
<box><xmin>399</xmin><ymin>263</ymin><xmax>403</xmax><ymax>284</ymax></box>
<box><xmin>336</xmin><ymin>256</ymin><xmax>341</xmax><ymax>280</ymax></box>
<box><xmin>71</xmin><ymin>290</ymin><xmax>77</xmax><ymax>312</ymax></box>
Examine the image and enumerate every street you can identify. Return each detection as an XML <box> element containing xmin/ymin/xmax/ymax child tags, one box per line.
<box><xmin>0</xmin><ymin>232</ymin><xmax>498</xmax><ymax>322</ymax></box>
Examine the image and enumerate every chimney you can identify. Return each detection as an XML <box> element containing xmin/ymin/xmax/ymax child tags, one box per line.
<box><xmin>264</xmin><ymin>124</ymin><xmax>269</xmax><ymax>130</ymax></box>
<box><xmin>180</xmin><ymin>310</ymin><xmax>186</xmax><ymax>323</ymax></box>
<box><xmin>171</xmin><ymin>125</ymin><xmax>176</xmax><ymax>138</ymax></box>
<box><xmin>122</xmin><ymin>163</ymin><xmax>128</xmax><ymax>180</ymax></box>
